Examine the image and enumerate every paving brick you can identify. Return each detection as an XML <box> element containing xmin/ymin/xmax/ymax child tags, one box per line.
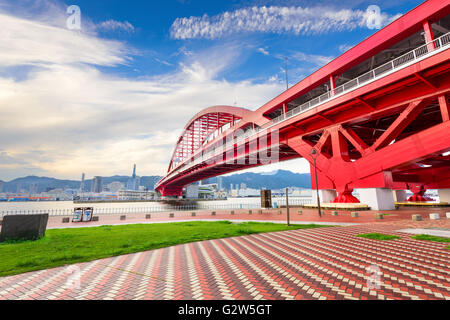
<box><xmin>1</xmin><ymin>216</ymin><xmax>449</xmax><ymax>301</ymax></box>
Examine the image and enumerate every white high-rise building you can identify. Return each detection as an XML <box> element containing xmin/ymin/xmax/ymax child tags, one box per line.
<box><xmin>217</xmin><ymin>176</ymin><xmax>223</xmax><ymax>191</ymax></box>
<box><xmin>126</xmin><ymin>164</ymin><xmax>140</xmax><ymax>190</ymax></box>
<box><xmin>91</xmin><ymin>176</ymin><xmax>103</xmax><ymax>193</ymax></box>
<box><xmin>79</xmin><ymin>173</ymin><xmax>85</xmax><ymax>192</ymax></box>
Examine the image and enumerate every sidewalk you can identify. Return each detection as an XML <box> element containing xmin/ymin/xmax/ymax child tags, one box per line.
<box><xmin>0</xmin><ymin>223</ymin><xmax>448</xmax><ymax>300</ymax></box>
<box><xmin>0</xmin><ymin>206</ymin><xmax>449</xmax><ymax>300</ymax></box>
<box><xmin>44</xmin><ymin>206</ymin><xmax>450</xmax><ymax>230</ymax></box>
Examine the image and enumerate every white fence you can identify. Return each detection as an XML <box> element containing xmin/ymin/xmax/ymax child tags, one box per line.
<box><xmin>0</xmin><ymin>198</ymin><xmax>311</xmax><ymax>218</ymax></box>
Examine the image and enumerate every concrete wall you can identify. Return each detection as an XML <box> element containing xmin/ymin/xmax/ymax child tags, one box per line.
<box><xmin>357</xmin><ymin>188</ymin><xmax>396</xmax><ymax>210</ymax></box>
<box><xmin>438</xmin><ymin>189</ymin><xmax>450</xmax><ymax>203</ymax></box>
<box><xmin>186</xmin><ymin>185</ymin><xmax>199</xmax><ymax>199</ymax></box>
<box><xmin>393</xmin><ymin>190</ymin><xmax>407</xmax><ymax>202</ymax></box>
<box><xmin>312</xmin><ymin>189</ymin><xmax>337</xmax><ymax>204</ymax></box>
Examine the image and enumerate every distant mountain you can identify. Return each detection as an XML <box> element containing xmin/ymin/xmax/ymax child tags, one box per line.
<box><xmin>0</xmin><ymin>170</ymin><xmax>311</xmax><ymax>193</ymax></box>
<box><xmin>0</xmin><ymin>175</ymin><xmax>163</xmax><ymax>193</ymax></box>
<box><xmin>1</xmin><ymin>176</ymin><xmax>80</xmax><ymax>193</ymax></box>
<box><xmin>210</xmin><ymin>170</ymin><xmax>311</xmax><ymax>190</ymax></box>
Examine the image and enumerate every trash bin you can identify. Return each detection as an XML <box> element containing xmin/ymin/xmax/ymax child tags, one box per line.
<box><xmin>82</xmin><ymin>207</ymin><xmax>94</xmax><ymax>222</ymax></box>
<box><xmin>73</xmin><ymin>208</ymin><xmax>83</xmax><ymax>222</ymax></box>
<box><xmin>273</xmin><ymin>202</ymin><xmax>278</xmax><ymax>209</ymax></box>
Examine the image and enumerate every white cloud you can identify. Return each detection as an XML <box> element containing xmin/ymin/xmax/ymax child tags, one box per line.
<box><xmin>0</xmin><ymin>8</ymin><xmax>285</xmax><ymax>180</ymax></box>
<box><xmin>0</xmin><ymin>62</ymin><xmax>284</xmax><ymax>180</ymax></box>
<box><xmin>338</xmin><ymin>44</ymin><xmax>354</xmax><ymax>53</ymax></box>
<box><xmin>258</xmin><ymin>47</ymin><xmax>269</xmax><ymax>56</ymax></box>
<box><xmin>170</xmin><ymin>5</ymin><xmax>401</xmax><ymax>40</ymax></box>
<box><xmin>291</xmin><ymin>52</ymin><xmax>334</xmax><ymax>67</ymax></box>
<box><xmin>0</xmin><ymin>13</ymin><xmax>130</xmax><ymax>67</ymax></box>
<box><xmin>155</xmin><ymin>58</ymin><xmax>174</xmax><ymax>66</ymax></box>
<box><xmin>225</xmin><ymin>158</ymin><xmax>311</xmax><ymax>176</ymax></box>
<box><xmin>97</xmin><ymin>20</ymin><xmax>135</xmax><ymax>33</ymax></box>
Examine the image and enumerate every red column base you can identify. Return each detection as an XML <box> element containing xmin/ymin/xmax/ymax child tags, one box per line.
<box><xmin>407</xmin><ymin>194</ymin><xmax>433</xmax><ymax>202</ymax></box>
<box><xmin>157</xmin><ymin>186</ymin><xmax>183</xmax><ymax>198</ymax></box>
<box><xmin>333</xmin><ymin>190</ymin><xmax>360</xmax><ymax>203</ymax></box>
<box><xmin>407</xmin><ymin>185</ymin><xmax>433</xmax><ymax>202</ymax></box>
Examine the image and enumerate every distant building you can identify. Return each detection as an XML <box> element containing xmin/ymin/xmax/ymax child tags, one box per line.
<box><xmin>198</xmin><ymin>184</ymin><xmax>217</xmax><ymax>199</ymax></box>
<box><xmin>29</xmin><ymin>183</ymin><xmax>38</xmax><ymax>194</ymax></box>
<box><xmin>126</xmin><ymin>164</ymin><xmax>140</xmax><ymax>191</ymax></box>
<box><xmin>186</xmin><ymin>184</ymin><xmax>199</xmax><ymax>199</ymax></box>
<box><xmin>41</xmin><ymin>188</ymin><xmax>72</xmax><ymax>201</ymax></box>
<box><xmin>185</xmin><ymin>184</ymin><xmax>218</xmax><ymax>199</ymax></box>
<box><xmin>80</xmin><ymin>173</ymin><xmax>85</xmax><ymax>192</ymax></box>
<box><xmin>240</xmin><ymin>183</ymin><xmax>247</xmax><ymax>190</ymax></box>
<box><xmin>118</xmin><ymin>189</ymin><xmax>155</xmax><ymax>201</ymax></box>
<box><xmin>91</xmin><ymin>176</ymin><xmax>103</xmax><ymax>193</ymax></box>
<box><xmin>107</xmin><ymin>181</ymin><xmax>125</xmax><ymax>193</ymax></box>
<box><xmin>217</xmin><ymin>176</ymin><xmax>223</xmax><ymax>191</ymax></box>
<box><xmin>238</xmin><ymin>187</ymin><xmax>260</xmax><ymax>197</ymax></box>
<box><xmin>0</xmin><ymin>181</ymin><xmax>3</xmax><ymax>193</ymax></box>
<box><xmin>63</xmin><ymin>188</ymin><xmax>78</xmax><ymax>195</ymax></box>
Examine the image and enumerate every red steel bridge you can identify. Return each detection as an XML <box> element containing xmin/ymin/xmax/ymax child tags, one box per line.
<box><xmin>156</xmin><ymin>0</ymin><xmax>450</xmax><ymax>207</ymax></box>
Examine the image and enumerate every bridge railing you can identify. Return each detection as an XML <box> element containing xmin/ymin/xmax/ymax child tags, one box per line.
<box><xmin>158</xmin><ymin>32</ymin><xmax>450</xmax><ymax>186</ymax></box>
<box><xmin>264</xmin><ymin>32</ymin><xmax>450</xmax><ymax>129</ymax></box>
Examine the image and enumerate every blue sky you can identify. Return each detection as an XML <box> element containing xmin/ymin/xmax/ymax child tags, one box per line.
<box><xmin>71</xmin><ymin>0</ymin><xmax>421</xmax><ymax>83</ymax></box>
<box><xmin>63</xmin><ymin>0</ymin><xmax>420</xmax><ymax>83</ymax></box>
<box><xmin>0</xmin><ymin>0</ymin><xmax>424</xmax><ymax>180</ymax></box>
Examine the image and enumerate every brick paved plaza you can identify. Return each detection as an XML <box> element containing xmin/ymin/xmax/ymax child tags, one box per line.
<box><xmin>0</xmin><ymin>207</ymin><xmax>449</xmax><ymax>300</ymax></box>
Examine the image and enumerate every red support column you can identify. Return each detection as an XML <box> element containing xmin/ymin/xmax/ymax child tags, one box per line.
<box><xmin>283</xmin><ymin>103</ymin><xmax>287</xmax><ymax>114</ymax></box>
<box><xmin>423</xmin><ymin>20</ymin><xmax>436</xmax><ymax>51</ymax></box>
<box><xmin>329</xmin><ymin>128</ymin><xmax>359</xmax><ymax>203</ymax></box>
<box><xmin>330</xmin><ymin>75</ymin><xmax>336</xmax><ymax>96</ymax></box>
<box><xmin>331</xmin><ymin>129</ymin><xmax>350</xmax><ymax>162</ymax></box>
<box><xmin>439</xmin><ymin>95</ymin><xmax>449</xmax><ymax>122</ymax></box>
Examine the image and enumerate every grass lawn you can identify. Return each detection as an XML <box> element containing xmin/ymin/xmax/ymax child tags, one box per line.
<box><xmin>357</xmin><ymin>233</ymin><xmax>400</xmax><ymax>241</ymax></box>
<box><xmin>0</xmin><ymin>221</ymin><xmax>330</xmax><ymax>277</ymax></box>
<box><xmin>411</xmin><ymin>234</ymin><xmax>450</xmax><ymax>246</ymax></box>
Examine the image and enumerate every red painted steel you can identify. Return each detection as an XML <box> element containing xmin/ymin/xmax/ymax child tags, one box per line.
<box><xmin>156</xmin><ymin>1</ymin><xmax>450</xmax><ymax>202</ymax></box>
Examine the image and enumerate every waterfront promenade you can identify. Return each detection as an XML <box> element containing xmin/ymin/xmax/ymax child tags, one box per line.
<box><xmin>0</xmin><ymin>207</ymin><xmax>449</xmax><ymax>300</ymax></box>
<box><xmin>40</xmin><ymin>206</ymin><xmax>449</xmax><ymax>229</ymax></box>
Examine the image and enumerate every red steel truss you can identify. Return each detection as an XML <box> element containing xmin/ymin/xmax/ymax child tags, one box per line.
<box><xmin>156</xmin><ymin>0</ymin><xmax>450</xmax><ymax>201</ymax></box>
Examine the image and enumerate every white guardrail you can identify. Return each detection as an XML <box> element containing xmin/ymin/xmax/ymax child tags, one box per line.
<box><xmin>158</xmin><ymin>32</ymin><xmax>450</xmax><ymax>186</ymax></box>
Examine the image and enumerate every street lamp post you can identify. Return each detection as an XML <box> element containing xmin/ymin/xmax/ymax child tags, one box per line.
<box><xmin>286</xmin><ymin>187</ymin><xmax>290</xmax><ymax>226</ymax></box>
<box><xmin>311</xmin><ymin>149</ymin><xmax>322</xmax><ymax>218</ymax></box>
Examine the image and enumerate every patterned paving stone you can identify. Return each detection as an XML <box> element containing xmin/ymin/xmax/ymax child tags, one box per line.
<box><xmin>0</xmin><ymin>224</ymin><xmax>448</xmax><ymax>300</ymax></box>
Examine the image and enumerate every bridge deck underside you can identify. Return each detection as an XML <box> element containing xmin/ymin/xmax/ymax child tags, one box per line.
<box><xmin>157</xmin><ymin>49</ymin><xmax>450</xmax><ymax>199</ymax></box>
